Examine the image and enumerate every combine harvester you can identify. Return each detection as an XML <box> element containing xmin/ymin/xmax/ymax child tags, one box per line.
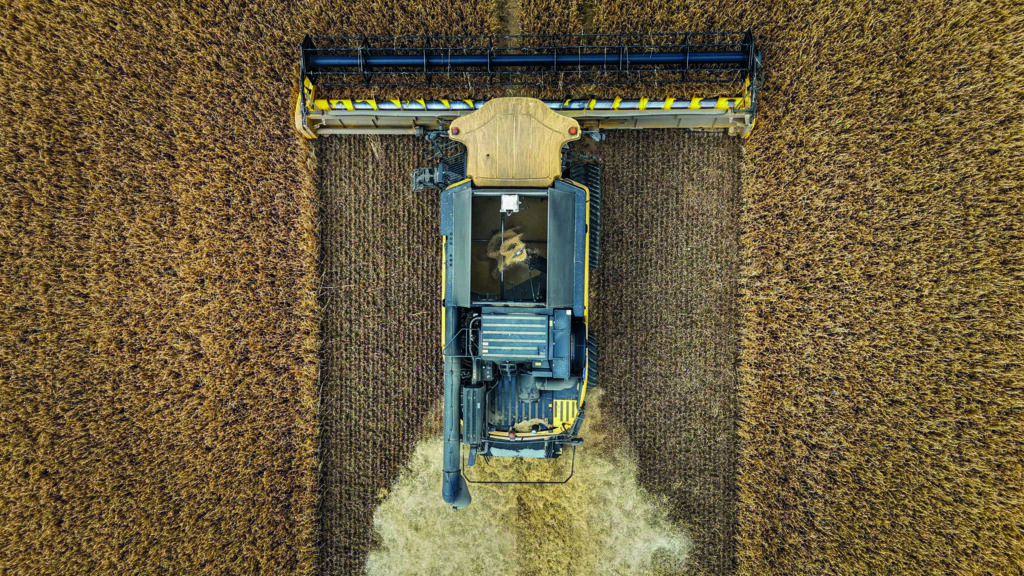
<box><xmin>294</xmin><ymin>32</ymin><xmax>761</xmax><ymax>509</ymax></box>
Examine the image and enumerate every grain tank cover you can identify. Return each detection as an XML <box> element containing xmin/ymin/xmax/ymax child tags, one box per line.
<box><xmin>450</xmin><ymin>98</ymin><xmax>581</xmax><ymax>188</ymax></box>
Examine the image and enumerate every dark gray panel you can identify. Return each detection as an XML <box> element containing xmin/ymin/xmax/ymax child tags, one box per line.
<box><xmin>452</xmin><ymin>186</ymin><xmax>472</xmax><ymax>306</ymax></box>
<box><xmin>547</xmin><ymin>188</ymin><xmax>575</xmax><ymax>308</ymax></box>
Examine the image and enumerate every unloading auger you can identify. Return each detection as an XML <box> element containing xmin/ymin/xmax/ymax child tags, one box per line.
<box><xmin>295</xmin><ymin>31</ymin><xmax>761</xmax><ymax>510</ymax></box>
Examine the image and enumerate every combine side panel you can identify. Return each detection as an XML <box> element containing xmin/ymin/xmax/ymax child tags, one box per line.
<box><xmin>441</xmin><ymin>182</ymin><xmax>473</xmax><ymax>307</ymax></box>
<box><xmin>547</xmin><ymin>188</ymin><xmax>576</xmax><ymax>310</ymax></box>
<box><xmin>554</xmin><ymin>179</ymin><xmax>589</xmax><ymax>317</ymax></box>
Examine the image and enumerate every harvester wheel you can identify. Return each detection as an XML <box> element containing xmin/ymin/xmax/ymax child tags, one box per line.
<box><xmin>570</xmin><ymin>161</ymin><xmax>602</xmax><ymax>269</ymax></box>
<box><xmin>586</xmin><ymin>335</ymin><xmax>598</xmax><ymax>389</ymax></box>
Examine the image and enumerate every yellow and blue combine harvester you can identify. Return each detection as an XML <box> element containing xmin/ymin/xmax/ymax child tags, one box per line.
<box><xmin>295</xmin><ymin>32</ymin><xmax>761</xmax><ymax>509</ymax></box>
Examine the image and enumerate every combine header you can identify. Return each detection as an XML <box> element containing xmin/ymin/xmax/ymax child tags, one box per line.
<box><xmin>295</xmin><ymin>31</ymin><xmax>761</xmax><ymax>138</ymax></box>
<box><xmin>295</xmin><ymin>31</ymin><xmax>761</xmax><ymax>509</ymax></box>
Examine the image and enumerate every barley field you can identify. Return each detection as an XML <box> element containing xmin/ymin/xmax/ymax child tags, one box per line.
<box><xmin>1</xmin><ymin>3</ymin><xmax>321</xmax><ymax>573</ymax></box>
<box><xmin>1</xmin><ymin>0</ymin><xmax>1020</xmax><ymax>575</ymax></box>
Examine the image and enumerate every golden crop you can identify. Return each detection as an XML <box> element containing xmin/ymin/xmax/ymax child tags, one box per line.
<box><xmin>2</xmin><ymin>1</ymin><xmax>1019</xmax><ymax>575</ymax></box>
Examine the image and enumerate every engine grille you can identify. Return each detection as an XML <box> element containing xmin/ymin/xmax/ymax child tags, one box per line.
<box><xmin>479</xmin><ymin>313</ymin><xmax>548</xmax><ymax>362</ymax></box>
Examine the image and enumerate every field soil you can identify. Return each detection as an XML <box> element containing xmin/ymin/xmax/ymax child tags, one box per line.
<box><xmin>316</xmin><ymin>131</ymin><xmax>742</xmax><ymax>575</ymax></box>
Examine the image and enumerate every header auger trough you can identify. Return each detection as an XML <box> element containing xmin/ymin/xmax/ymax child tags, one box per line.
<box><xmin>295</xmin><ymin>31</ymin><xmax>762</xmax><ymax>509</ymax></box>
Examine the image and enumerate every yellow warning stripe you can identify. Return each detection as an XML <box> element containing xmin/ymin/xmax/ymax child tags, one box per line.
<box><xmin>552</xmin><ymin>399</ymin><xmax>578</xmax><ymax>430</ymax></box>
<box><xmin>299</xmin><ymin>67</ymin><xmax>751</xmax><ymax>114</ymax></box>
<box><xmin>309</xmin><ymin>94</ymin><xmax>753</xmax><ymax>112</ymax></box>
<box><xmin>716</xmin><ymin>97</ymin><xmax>740</xmax><ymax>110</ymax></box>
